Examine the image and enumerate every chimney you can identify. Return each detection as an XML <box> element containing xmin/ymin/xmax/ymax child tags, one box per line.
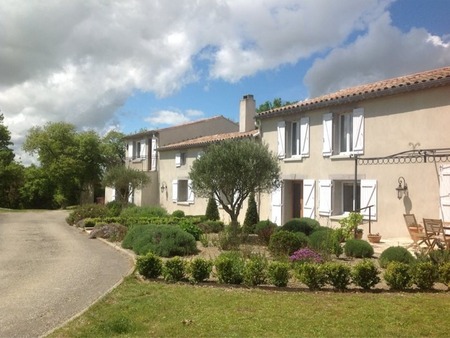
<box><xmin>239</xmin><ymin>94</ymin><xmax>256</xmax><ymax>132</ymax></box>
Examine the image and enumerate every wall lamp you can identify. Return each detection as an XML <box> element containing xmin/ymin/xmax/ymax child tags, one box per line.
<box><xmin>160</xmin><ymin>182</ymin><xmax>167</xmax><ymax>193</ymax></box>
<box><xmin>396</xmin><ymin>176</ymin><xmax>408</xmax><ymax>199</ymax></box>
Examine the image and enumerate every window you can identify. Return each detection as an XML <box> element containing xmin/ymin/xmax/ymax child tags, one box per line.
<box><xmin>323</xmin><ymin>108</ymin><xmax>364</xmax><ymax>157</ymax></box>
<box><xmin>175</xmin><ymin>152</ymin><xmax>186</xmax><ymax>167</ymax></box>
<box><xmin>277</xmin><ymin>117</ymin><xmax>309</xmax><ymax>159</ymax></box>
<box><xmin>172</xmin><ymin>179</ymin><xmax>194</xmax><ymax>203</ymax></box>
<box><xmin>135</xmin><ymin>141</ymin><xmax>141</xmax><ymax>159</ymax></box>
<box><xmin>319</xmin><ymin>179</ymin><xmax>376</xmax><ymax>219</ymax></box>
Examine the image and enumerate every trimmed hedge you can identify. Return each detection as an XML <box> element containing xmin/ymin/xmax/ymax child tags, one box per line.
<box><xmin>268</xmin><ymin>230</ymin><xmax>308</xmax><ymax>257</ymax></box>
<box><xmin>379</xmin><ymin>246</ymin><xmax>415</xmax><ymax>268</ymax></box>
<box><xmin>281</xmin><ymin>218</ymin><xmax>320</xmax><ymax>236</ymax></box>
<box><xmin>344</xmin><ymin>239</ymin><xmax>374</xmax><ymax>258</ymax></box>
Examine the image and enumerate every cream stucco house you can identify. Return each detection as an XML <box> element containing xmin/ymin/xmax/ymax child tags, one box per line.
<box><xmin>256</xmin><ymin>66</ymin><xmax>450</xmax><ymax>238</ymax></box>
<box><xmin>104</xmin><ymin>116</ymin><xmax>238</xmax><ymax>205</ymax></box>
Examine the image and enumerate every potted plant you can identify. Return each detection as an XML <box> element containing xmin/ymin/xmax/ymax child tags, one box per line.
<box><xmin>339</xmin><ymin>212</ymin><xmax>364</xmax><ymax>240</ymax></box>
<box><xmin>367</xmin><ymin>232</ymin><xmax>382</xmax><ymax>243</ymax></box>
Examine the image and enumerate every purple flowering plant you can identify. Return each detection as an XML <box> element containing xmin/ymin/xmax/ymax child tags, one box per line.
<box><xmin>289</xmin><ymin>248</ymin><xmax>323</xmax><ymax>264</ymax></box>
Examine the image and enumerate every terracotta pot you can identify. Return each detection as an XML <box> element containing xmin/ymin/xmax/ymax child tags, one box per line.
<box><xmin>367</xmin><ymin>234</ymin><xmax>382</xmax><ymax>243</ymax></box>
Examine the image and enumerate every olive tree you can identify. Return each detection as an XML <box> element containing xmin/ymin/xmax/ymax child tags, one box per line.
<box><xmin>189</xmin><ymin>139</ymin><xmax>280</xmax><ymax>227</ymax></box>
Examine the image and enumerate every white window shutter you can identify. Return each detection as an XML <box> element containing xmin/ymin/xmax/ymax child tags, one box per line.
<box><xmin>318</xmin><ymin>180</ymin><xmax>332</xmax><ymax>216</ymax></box>
<box><xmin>271</xmin><ymin>185</ymin><xmax>283</xmax><ymax>225</ymax></box>
<box><xmin>360</xmin><ymin>179</ymin><xmax>377</xmax><ymax>220</ymax></box>
<box><xmin>172</xmin><ymin>180</ymin><xmax>178</xmax><ymax>202</ymax></box>
<box><xmin>277</xmin><ymin>121</ymin><xmax>286</xmax><ymax>159</ymax></box>
<box><xmin>128</xmin><ymin>141</ymin><xmax>133</xmax><ymax>159</ymax></box>
<box><xmin>175</xmin><ymin>153</ymin><xmax>181</xmax><ymax>167</ymax></box>
<box><xmin>300</xmin><ymin>117</ymin><xmax>310</xmax><ymax>157</ymax></box>
<box><xmin>112</xmin><ymin>187</ymin><xmax>116</xmax><ymax>201</ymax></box>
<box><xmin>439</xmin><ymin>165</ymin><xmax>450</xmax><ymax>222</ymax></box>
<box><xmin>188</xmin><ymin>180</ymin><xmax>195</xmax><ymax>203</ymax></box>
<box><xmin>353</xmin><ymin>108</ymin><xmax>364</xmax><ymax>154</ymax></box>
<box><xmin>151</xmin><ymin>138</ymin><xmax>157</xmax><ymax>171</ymax></box>
<box><xmin>140</xmin><ymin>139</ymin><xmax>146</xmax><ymax>158</ymax></box>
<box><xmin>303</xmin><ymin>179</ymin><xmax>315</xmax><ymax>219</ymax></box>
<box><xmin>323</xmin><ymin>113</ymin><xmax>333</xmax><ymax>157</ymax></box>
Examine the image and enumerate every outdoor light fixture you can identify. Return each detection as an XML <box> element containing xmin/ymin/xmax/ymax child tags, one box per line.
<box><xmin>160</xmin><ymin>182</ymin><xmax>167</xmax><ymax>193</ymax></box>
<box><xmin>396</xmin><ymin>176</ymin><xmax>408</xmax><ymax>199</ymax></box>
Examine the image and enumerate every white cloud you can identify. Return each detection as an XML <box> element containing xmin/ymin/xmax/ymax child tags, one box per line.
<box><xmin>144</xmin><ymin>109</ymin><xmax>205</xmax><ymax>128</ymax></box>
<box><xmin>304</xmin><ymin>13</ymin><xmax>450</xmax><ymax>97</ymax></box>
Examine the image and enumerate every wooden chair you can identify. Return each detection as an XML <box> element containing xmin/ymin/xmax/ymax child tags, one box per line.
<box><xmin>422</xmin><ymin>218</ymin><xmax>449</xmax><ymax>251</ymax></box>
<box><xmin>403</xmin><ymin>214</ymin><xmax>427</xmax><ymax>249</ymax></box>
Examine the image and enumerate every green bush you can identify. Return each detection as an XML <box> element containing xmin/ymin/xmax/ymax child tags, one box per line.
<box><xmin>205</xmin><ymin>196</ymin><xmax>220</xmax><ymax>221</ymax></box>
<box><xmin>438</xmin><ymin>262</ymin><xmax>450</xmax><ymax>287</ymax></box>
<box><xmin>197</xmin><ymin>220</ymin><xmax>225</xmax><ymax>234</ymax></box>
<box><xmin>410</xmin><ymin>262</ymin><xmax>438</xmax><ymax>290</ymax></box>
<box><xmin>178</xmin><ymin>220</ymin><xmax>203</xmax><ymax>241</ymax></box>
<box><xmin>309</xmin><ymin>229</ymin><xmax>343</xmax><ymax>258</ymax></box>
<box><xmin>243</xmin><ymin>192</ymin><xmax>259</xmax><ymax>233</ymax></box>
<box><xmin>172</xmin><ymin>209</ymin><xmax>185</xmax><ymax>218</ymax></box>
<box><xmin>105</xmin><ymin>200</ymin><xmax>123</xmax><ymax>217</ymax></box>
<box><xmin>351</xmin><ymin>259</ymin><xmax>380</xmax><ymax>290</ymax></box>
<box><xmin>163</xmin><ymin>257</ymin><xmax>187</xmax><ymax>282</ymax></box>
<box><xmin>217</xmin><ymin>226</ymin><xmax>242</xmax><ymax>251</ymax></box>
<box><xmin>136</xmin><ymin>252</ymin><xmax>163</xmax><ymax>279</ymax></box>
<box><xmin>255</xmin><ymin>220</ymin><xmax>278</xmax><ymax>245</ymax></box>
<box><xmin>66</xmin><ymin>203</ymin><xmax>109</xmax><ymax>225</ymax></box>
<box><xmin>121</xmin><ymin>224</ymin><xmax>197</xmax><ymax>257</ymax></box>
<box><xmin>189</xmin><ymin>257</ymin><xmax>213</xmax><ymax>283</ymax></box>
<box><xmin>281</xmin><ymin>218</ymin><xmax>319</xmax><ymax>236</ymax></box>
<box><xmin>323</xmin><ymin>262</ymin><xmax>352</xmax><ymax>291</ymax></box>
<box><xmin>120</xmin><ymin>206</ymin><xmax>168</xmax><ymax>218</ymax></box>
<box><xmin>429</xmin><ymin>250</ymin><xmax>450</xmax><ymax>265</ymax></box>
<box><xmin>243</xmin><ymin>254</ymin><xmax>268</xmax><ymax>286</ymax></box>
<box><xmin>295</xmin><ymin>262</ymin><xmax>326</xmax><ymax>290</ymax></box>
<box><xmin>214</xmin><ymin>251</ymin><xmax>245</xmax><ymax>285</ymax></box>
<box><xmin>267</xmin><ymin>262</ymin><xmax>291</xmax><ymax>287</ymax></box>
<box><xmin>384</xmin><ymin>262</ymin><xmax>412</xmax><ymax>290</ymax></box>
<box><xmin>268</xmin><ymin>230</ymin><xmax>308</xmax><ymax>258</ymax></box>
<box><xmin>379</xmin><ymin>246</ymin><xmax>415</xmax><ymax>268</ymax></box>
<box><xmin>344</xmin><ymin>239</ymin><xmax>374</xmax><ymax>258</ymax></box>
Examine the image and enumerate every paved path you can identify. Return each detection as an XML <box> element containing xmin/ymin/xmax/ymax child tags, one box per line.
<box><xmin>0</xmin><ymin>210</ymin><xmax>133</xmax><ymax>338</ymax></box>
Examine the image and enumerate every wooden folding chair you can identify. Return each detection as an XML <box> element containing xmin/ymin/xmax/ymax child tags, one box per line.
<box><xmin>423</xmin><ymin>218</ymin><xmax>448</xmax><ymax>251</ymax></box>
<box><xmin>403</xmin><ymin>214</ymin><xmax>427</xmax><ymax>250</ymax></box>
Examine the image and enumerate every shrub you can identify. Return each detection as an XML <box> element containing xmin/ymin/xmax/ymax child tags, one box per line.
<box><xmin>172</xmin><ymin>210</ymin><xmax>185</xmax><ymax>218</ymax></box>
<box><xmin>205</xmin><ymin>196</ymin><xmax>220</xmax><ymax>221</ymax></box>
<box><xmin>163</xmin><ymin>257</ymin><xmax>187</xmax><ymax>282</ymax></box>
<box><xmin>214</xmin><ymin>251</ymin><xmax>245</xmax><ymax>285</ymax></box>
<box><xmin>323</xmin><ymin>262</ymin><xmax>352</xmax><ymax>291</ymax></box>
<box><xmin>268</xmin><ymin>230</ymin><xmax>308</xmax><ymax>258</ymax></box>
<box><xmin>88</xmin><ymin>223</ymin><xmax>128</xmax><ymax>242</ymax></box>
<box><xmin>243</xmin><ymin>192</ymin><xmax>259</xmax><ymax>233</ymax></box>
<box><xmin>178</xmin><ymin>220</ymin><xmax>203</xmax><ymax>241</ymax></box>
<box><xmin>243</xmin><ymin>254</ymin><xmax>268</xmax><ymax>286</ymax></box>
<box><xmin>438</xmin><ymin>262</ymin><xmax>450</xmax><ymax>287</ymax></box>
<box><xmin>120</xmin><ymin>206</ymin><xmax>168</xmax><ymax>218</ymax></box>
<box><xmin>217</xmin><ymin>226</ymin><xmax>241</xmax><ymax>250</ymax></box>
<box><xmin>189</xmin><ymin>258</ymin><xmax>213</xmax><ymax>283</ymax></box>
<box><xmin>255</xmin><ymin>220</ymin><xmax>278</xmax><ymax>245</ymax></box>
<box><xmin>268</xmin><ymin>262</ymin><xmax>291</xmax><ymax>287</ymax></box>
<box><xmin>136</xmin><ymin>252</ymin><xmax>163</xmax><ymax>279</ymax></box>
<box><xmin>351</xmin><ymin>259</ymin><xmax>380</xmax><ymax>290</ymax></box>
<box><xmin>105</xmin><ymin>200</ymin><xmax>123</xmax><ymax>217</ymax></box>
<box><xmin>429</xmin><ymin>250</ymin><xmax>450</xmax><ymax>265</ymax></box>
<box><xmin>344</xmin><ymin>239</ymin><xmax>374</xmax><ymax>258</ymax></box>
<box><xmin>410</xmin><ymin>262</ymin><xmax>438</xmax><ymax>290</ymax></box>
<box><xmin>309</xmin><ymin>229</ymin><xmax>343</xmax><ymax>258</ymax></box>
<box><xmin>290</xmin><ymin>248</ymin><xmax>323</xmax><ymax>264</ymax></box>
<box><xmin>197</xmin><ymin>220</ymin><xmax>225</xmax><ymax>234</ymax></box>
<box><xmin>379</xmin><ymin>246</ymin><xmax>415</xmax><ymax>268</ymax></box>
<box><xmin>66</xmin><ymin>203</ymin><xmax>109</xmax><ymax>225</ymax></box>
<box><xmin>281</xmin><ymin>218</ymin><xmax>319</xmax><ymax>236</ymax></box>
<box><xmin>122</xmin><ymin>224</ymin><xmax>197</xmax><ymax>257</ymax></box>
<box><xmin>295</xmin><ymin>262</ymin><xmax>326</xmax><ymax>290</ymax></box>
<box><xmin>384</xmin><ymin>262</ymin><xmax>412</xmax><ymax>290</ymax></box>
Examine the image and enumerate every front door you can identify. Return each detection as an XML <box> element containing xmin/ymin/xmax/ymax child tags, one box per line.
<box><xmin>292</xmin><ymin>181</ymin><xmax>303</xmax><ymax>218</ymax></box>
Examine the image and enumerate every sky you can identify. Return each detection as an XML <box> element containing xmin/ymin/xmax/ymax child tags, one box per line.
<box><xmin>0</xmin><ymin>0</ymin><xmax>449</xmax><ymax>165</ymax></box>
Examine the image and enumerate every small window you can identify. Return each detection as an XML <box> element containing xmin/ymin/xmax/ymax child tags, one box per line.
<box><xmin>175</xmin><ymin>152</ymin><xmax>186</xmax><ymax>167</ymax></box>
<box><xmin>291</xmin><ymin>121</ymin><xmax>300</xmax><ymax>157</ymax></box>
<box><xmin>178</xmin><ymin>180</ymin><xmax>188</xmax><ymax>202</ymax></box>
<box><xmin>277</xmin><ymin>117</ymin><xmax>309</xmax><ymax>159</ymax></box>
<box><xmin>172</xmin><ymin>179</ymin><xmax>195</xmax><ymax>204</ymax></box>
<box><xmin>339</xmin><ymin>113</ymin><xmax>353</xmax><ymax>153</ymax></box>
<box><xmin>342</xmin><ymin>182</ymin><xmax>360</xmax><ymax>213</ymax></box>
<box><xmin>134</xmin><ymin>141</ymin><xmax>141</xmax><ymax>159</ymax></box>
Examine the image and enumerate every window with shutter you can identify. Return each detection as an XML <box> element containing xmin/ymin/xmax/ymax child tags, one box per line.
<box><xmin>150</xmin><ymin>138</ymin><xmax>157</xmax><ymax>171</ymax></box>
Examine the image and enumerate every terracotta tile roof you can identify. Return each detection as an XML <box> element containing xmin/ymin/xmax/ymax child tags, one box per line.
<box><xmin>257</xmin><ymin>66</ymin><xmax>450</xmax><ymax>118</ymax></box>
<box><xmin>157</xmin><ymin>129</ymin><xmax>259</xmax><ymax>151</ymax></box>
<box><xmin>123</xmin><ymin>115</ymin><xmax>237</xmax><ymax>139</ymax></box>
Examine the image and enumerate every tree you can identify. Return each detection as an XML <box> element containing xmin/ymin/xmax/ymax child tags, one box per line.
<box><xmin>102</xmin><ymin>166</ymin><xmax>150</xmax><ymax>205</ymax></box>
<box><xmin>243</xmin><ymin>192</ymin><xmax>259</xmax><ymax>229</ymax></box>
<box><xmin>256</xmin><ymin>98</ymin><xmax>292</xmax><ymax>113</ymax></box>
<box><xmin>189</xmin><ymin>139</ymin><xmax>280</xmax><ymax>227</ymax></box>
<box><xmin>101</xmin><ymin>130</ymin><xmax>126</xmax><ymax>170</ymax></box>
<box><xmin>205</xmin><ymin>195</ymin><xmax>220</xmax><ymax>221</ymax></box>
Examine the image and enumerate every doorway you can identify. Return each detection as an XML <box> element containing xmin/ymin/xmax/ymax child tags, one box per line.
<box><xmin>292</xmin><ymin>181</ymin><xmax>303</xmax><ymax>219</ymax></box>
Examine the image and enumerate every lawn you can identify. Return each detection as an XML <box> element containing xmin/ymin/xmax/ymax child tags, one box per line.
<box><xmin>50</xmin><ymin>275</ymin><xmax>450</xmax><ymax>338</ymax></box>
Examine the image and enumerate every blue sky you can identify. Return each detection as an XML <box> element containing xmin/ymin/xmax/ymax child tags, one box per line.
<box><xmin>0</xmin><ymin>0</ymin><xmax>449</xmax><ymax>164</ymax></box>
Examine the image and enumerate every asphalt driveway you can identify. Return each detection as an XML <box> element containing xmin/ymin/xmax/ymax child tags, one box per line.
<box><xmin>0</xmin><ymin>210</ymin><xmax>133</xmax><ymax>338</ymax></box>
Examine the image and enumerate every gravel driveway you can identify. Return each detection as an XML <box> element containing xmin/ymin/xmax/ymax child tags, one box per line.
<box><xmin>0</xmin><ymin>210</ymin><xmax>133</xmax><ymax>338</ymax></box>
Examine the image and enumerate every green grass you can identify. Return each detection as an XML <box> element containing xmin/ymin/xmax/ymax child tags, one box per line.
<box><xmin>51</xmin><ymin>276</ymin><xmax>450</xmax><ymax>337</ymax></box>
